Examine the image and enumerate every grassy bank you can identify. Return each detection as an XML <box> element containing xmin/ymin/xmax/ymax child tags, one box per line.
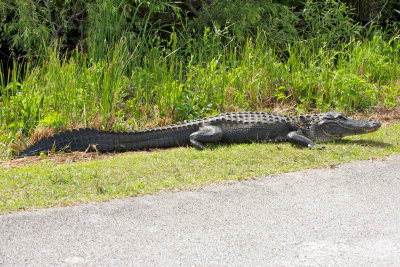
<box><xmin>1</xmin><ymin>31</ymin><xmax>399</xmax><ymax>159</ymax></box>
<box><xmin>1</xmin><ymin>1</ymin><xmax>399</xmax><ymax>159</ymax></box>
<box><xmin>1</xmin><ymin>121</ymin><xmax>399</xmax><ymax>213</ymax></box>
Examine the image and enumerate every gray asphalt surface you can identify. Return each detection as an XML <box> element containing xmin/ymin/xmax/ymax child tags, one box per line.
<box><xmin>2</xmin><ymin>155</ymin><xmax>400</xmax><ymax>266</ymax></box>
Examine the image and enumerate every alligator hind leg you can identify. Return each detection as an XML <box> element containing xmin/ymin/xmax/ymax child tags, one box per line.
<box><xmin>190</xmin><ymin>125</ymin><xmax>223</xmax><ymax>150</ymax></box>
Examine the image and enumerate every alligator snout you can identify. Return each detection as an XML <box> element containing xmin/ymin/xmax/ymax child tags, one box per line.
<box><xmin>369</xmin><ymin>120</ymin><xmax>381</xmax><ymax>128</ymax></box>
<box><xmin>358</xmin><ymin>120</ymin><xmax>381</xmax><ymax>133</ymax></box>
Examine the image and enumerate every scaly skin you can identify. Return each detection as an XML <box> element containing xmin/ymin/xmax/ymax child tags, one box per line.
<box><xmin>18</xmin><ymin>112</ymin><xmax>381</xmax><ymax>156</ymax></box>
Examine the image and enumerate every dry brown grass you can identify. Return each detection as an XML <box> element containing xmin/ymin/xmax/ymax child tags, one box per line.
<box><xmin>29</xmin><ymin>127</ymin><xmax>56</xmax><ymax>144</ymax></box>
<box><xmin>351</xmin><ymin>106</ymin><xmax>400</xmax><ymax>126</ymax></box>
<box><xmin>1</xmin><ymin>151</ymin><xmax>116</xmax><ymax>168</ymax></box>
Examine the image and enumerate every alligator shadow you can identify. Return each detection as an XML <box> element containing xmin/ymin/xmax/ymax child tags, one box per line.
<box><xmin>333</xmin><ymin>139</ymin><xmax>392</xmax><ymax>148</ymax></box>
<box><xmin>214</xmin><ymin>139</ymin><xmax>392</xmax><ymax>149</ymax></box>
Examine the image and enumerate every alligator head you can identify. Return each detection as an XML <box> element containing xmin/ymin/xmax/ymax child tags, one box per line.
<box><xmin>310</xmin><ymin>113</ymin><xmax>381</xmax><ymax>142</ymax></box>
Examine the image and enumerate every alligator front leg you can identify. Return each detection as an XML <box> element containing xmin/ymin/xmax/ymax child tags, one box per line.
<box><xmin>189</xmin><ymin>125</ymin><xmax>223</xmax><ymax>150</ymax></box>
<box><xmin>287</xmin><ymin>131</ymin><xmax>316</xmax><ymax>149</ymax></box>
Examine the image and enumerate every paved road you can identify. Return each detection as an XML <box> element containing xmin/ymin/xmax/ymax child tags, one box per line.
<box><xmin>2</xmin><ymin>155</ymin><xmax>400</xmax><ymax>266</ymax></box>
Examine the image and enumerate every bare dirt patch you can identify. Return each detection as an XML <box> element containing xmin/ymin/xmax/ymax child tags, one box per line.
<box><xmin>359</xmin><ymin>106</ymin><xmax>400</xmax><ymax>125</ymax></box>
<box><xmin>0</xmin><ymin>151</ymin><xmax>117</xmax><ymax>168</ymax></box>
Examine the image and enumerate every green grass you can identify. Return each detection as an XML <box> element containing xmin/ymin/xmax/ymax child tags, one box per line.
<box><xmin>1</xmin><ymin>32</ymin><xmax>399</xmax><ymax>159</ymax></box>
<box><xmin>1</xmin><ymin>122</ymin><xmax>399</xmax><ymax>213</ymax></box>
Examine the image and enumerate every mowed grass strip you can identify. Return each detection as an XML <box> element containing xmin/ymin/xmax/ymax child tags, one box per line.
<box><xmin>1</xmin><ymin>122</ymin><xmax>400</xmax><ymax>213</ymax></box>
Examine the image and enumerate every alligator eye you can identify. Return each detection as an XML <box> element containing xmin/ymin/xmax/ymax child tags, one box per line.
<box><xmin>334</xmin><ymin>113</ymin><xmax>347</xmax><ymax>120</ymax></box>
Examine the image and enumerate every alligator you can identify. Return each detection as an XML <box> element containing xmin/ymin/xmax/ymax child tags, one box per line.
<box><xmin>19</xmin><ymin>112</ymin><xmax>381</xmax><ymax>156</ymax></box>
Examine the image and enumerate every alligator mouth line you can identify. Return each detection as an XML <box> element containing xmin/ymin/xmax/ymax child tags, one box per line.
<box><xmin>340</xmin><ymin>125</ymin><xmax>380</xmax><ymax>132</ymax></box>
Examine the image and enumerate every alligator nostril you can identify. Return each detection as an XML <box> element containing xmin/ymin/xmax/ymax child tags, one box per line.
<box><xmin>373</xmin><ymin>121</ymin><xmax>382</xmax><ymax>127</ymax></box>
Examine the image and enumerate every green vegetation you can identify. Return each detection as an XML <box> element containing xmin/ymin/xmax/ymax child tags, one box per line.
<box><xmin>1</xmin><ymin>121</ymin><xmax>400</xmax><ymax>213</ymax></box>
<box><xmin>0</xmin><ymin>0</ymin><xmax>399</xmax><ymax>160</ymax></box>
<box><xmin>0</xmin><ymin>0</ymin><xmax>399</xmax><ymax>214</ymax></box>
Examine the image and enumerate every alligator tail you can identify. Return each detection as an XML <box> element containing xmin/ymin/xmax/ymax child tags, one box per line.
<box><xmin>18</xmin><ymin>127</ymin><xmax>193</xmax><ymax>156</ymax></box>
<box><xmin>18</xmin><ymin>129</ymin><xmax>104</xmax><ymax>156</ymax></box>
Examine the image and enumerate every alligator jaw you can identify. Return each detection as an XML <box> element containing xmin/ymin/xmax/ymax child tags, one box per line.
<box><xmin>319</xmin><ymin>118</ymin><xmax>381</xmax><ymax>138</ymax></box>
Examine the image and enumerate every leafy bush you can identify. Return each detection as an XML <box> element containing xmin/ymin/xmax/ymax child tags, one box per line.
<box><xmin>193</xmin><ymin>0</ymin><xmax>299</xmax><ymax>45</ymax></box>
<box><xmin>1</xmin><ymin>0</ymin><xmax>366</xmax><ymax>62</ymax></box>
<box><xmin>1</xmin><ymin>0</ymin><xmax>86</xmax><ymax>57</ymax></box>
<box><xmin>301</xmin><ymin>0</ymin><xmax>362</xmax><ymax>49</ymax></box>
<box><xmin>0</xmin><ymin>0</ymin><xmax>183</xmax><ymax>60</ymax></box>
